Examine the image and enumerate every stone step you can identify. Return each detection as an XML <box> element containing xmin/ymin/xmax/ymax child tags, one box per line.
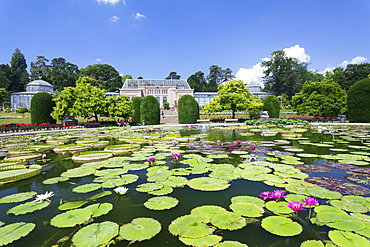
<box><xmin>160</xmin><ymin>115</ymin><xmax>178</xmax><ymax>124</ymax></box>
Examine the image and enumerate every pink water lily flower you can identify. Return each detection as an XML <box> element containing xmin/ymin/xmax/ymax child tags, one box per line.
<box><xmin>302</xmin><ymin>197</ymin><xmax>319</xmax><ymax>207</ymax></box>
<box><xmin>147</xmin><ymin>157</ymin><xmax>156</xmax><ymax>163</ymax></box>
<box><xmin>259</xmin><ymin>191</ymin><xmax>273</xmax><ymax>200</ymax></box>
<box><xmin>287</xmin><ymin>201</ymin><xmax>306</xmax><ymax>212</ymax></box>
<box><xmin>271</xmin><ymin>190</ymin><xmax>287</xmax><ymax>201</ymax></box>
<box><xmin>171</xmin><ymin>153</ymin><xmax>181</xmax><ymax>160</ymax></box>
<box><xmin>236</xmin><ymin>141</ymin><xmax>242</xmax><ymax>144</ymax></box>
<box><xmin>229</xmin><ymin>144</ymin><xmax>235</xmax><ymax>149</ymax></box>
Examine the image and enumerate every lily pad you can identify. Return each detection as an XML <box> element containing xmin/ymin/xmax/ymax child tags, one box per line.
<box><xmin>293</xmin><ymin>165</ymin><xmax>331</xmax><ymax>173</ymax></box>
<box><xmin>0</xmin><ymin>222</ymin><xmax>36</xmax><ymax>246</ymax></box>
<box><xmin>51</xmin><ymin>208</ymin><xmax>93</xmax><ymax>228</ymax></box>
<box><xmin>210</xmin><ymin>211</ymin><xmax>246</xmax><ymax>230</ymax></box>
<box><xmin>265</xmin><ymin>201</ymin><xmax>293</xmax><ymax>215</ymax></box>
<box><xmin>43</xmin><ymin>176</ymin><xmax>69</xmax><ymax>185</ymax></box>
<box><xmin>119</xmin><ymin>217</ymin><xmax>161</xmax><ymax>242</ymax></box>
<box><xmin>179</xmin><ymin>235</ymin><xmax>223</xmax><ymax>247</ymax></box>
<box><xmin>7</xmin><ymin>200</ymin><xmax>50</xmax><ymax>215</ymax></box>
<box><xmin>328</xmin><ymin>230</ymin><xmax>370</xmax><ymax>247</ymax></box>
<box><xmin>305</xmin><ymin>177</ymin><xmax>370</xmax><ymax>195</ymax></box>
<box><xmin>169</xmin><ymin>214</ymin><xmax>214</xmax><ymax>238</ymax></box>
<box><xmin>85</xmin><ymin>203</ymin><xmax>113</xmax><ymax>218</ymax></box>
<box><xmin>72</xmin><ymin>183</ymin><xmax>102</xmax><ymax>193</ymax></box>
<box><xmin>261</xmin><ymin>216</ymin><xmax>302</xmax><ymax>236</ymax></box>
<box><xmin>58</xmin><ymin>201</ymin><xmax>88</xmax><ymax>210</ymax></box>
<box><xmin>136</xmin><ymin>183</ymin><xmax>164</xmax><ymax>192</ymax></box>
<box><xmin>88</xmin><ymin>191</ymin><xmax>112</xmax><ymax>200</ymax></box>
<box><xmin>187</xmin><ymin>177</ymin><xmax>230</xmax><ymax>191</ymax></box>
<box><xmin>72</xmin><ymin>221</ymin><xmax>119</xmax><ymax>247</ymax></box>
<box><xmin>61</xmin><ymin>167</ymin><xmax>96</xmax><ymax>178</ymax></box>
<box><xmin>230</xmin><ymin>202</ymin><xmax>264</xmax><ymax>217</ymax></box>
<box><xmin>231</xmin><ymin>195</ymin><xmax>265</xmax><ymax>207</ymax></box>
<box><xmin>144</xmin><ymin>196</ymin><xmax>179</xmax><ymax>210</ymax></box>
<box><xmin>0</xmin><ymin>192</ymin><xmax>37</xmax><ymax>203</ymax></box>
<box><xmin>147</xmin><ymin>185</ymin><xmax>173</xmax><ymax>196</ymax></box>
<box><xmin>300</xmin><ymin>240</ymin><xmax>325</xmax><ymax>247</ymax></box>
<box><xmin>215</xmin><ymin>241</ymin><xmax>249</xmax><ymax>247</ymax></box>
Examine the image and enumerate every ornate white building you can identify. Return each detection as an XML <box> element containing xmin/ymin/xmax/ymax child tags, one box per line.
<box><xmin>10</xmin><ymin>80</ymin><xmax>54</xmax><ymax>110</ymax></box>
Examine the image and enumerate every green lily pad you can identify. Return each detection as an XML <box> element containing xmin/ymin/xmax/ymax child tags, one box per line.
<box><xmin>0</xmin><ymin>222</ymin><xmax>36</xmax><ymax>246</ymax></box>
<box><xmin>85</xmin><ymin>203</ymin><xmax>113</xmax><ymax>218</ymax></box>
<box><xmin>169</xmin><ymin>214</ymin><xmax>214</xmax><ymax>238</ymax></box>
<box><xmin>330</xmin><ymin>199</ymin><xmax>369</xmax><ymax>213</ymax></box>
<box><xmin>328</xmin><ymin>230</ymin><xmax>370</xmax><ymax>247</ymax></box>
<box><xmin>61</xmin><ymin>167</ymin><xmax>96</xmax><ymax>178</ymax></box>
<box><xmin>261</xmin><ymin>216</ymin><xmax>302</xmax><ymax>236</ymax></box>
<box><xmin>88</xmin><ymin>191</ymin><xmax>112</xmax><ymax>200</ymax></box>
<box><xmin>210</xmin><ymin>211</ymin><xmax>246</xmax><ymax>230</ymax></box>
<box><xmin>300</xmin><ymin>240</ymin><xmax>325</xmax><ymax>247</ymax></box>
<box><xmin>144</xmin><ymin>196</ymin><xmax>179</xmax><ymax>210</ymax></box>
<box><xmin>121</xmin><ymin>174</ymin><xmax>139</xmax><ymax>184</ymax></box>
<box><xmin>94</xmin><ymin>168</ymin><xmax>128</xmax><ymax>177</ymax></box>
<box><xmin>306</xmin><ymin>186</ymin><xmax>342</xmax><ymax>199</ymax></box>
<box><xmin>72</xmin><ymin>183</ymin><xmax>102</xmax><ymax>193</ymax></box>
<box><xmin>0</xmin><ymin>192</ymin><xmax>37</xmax><ymax>203</ymax></box>
<box><xmin>215</xmin><ymin>241</ymin><xmax>249</xmax><ymax>247</ymax></box>
<box><xmin>58</xmin><ymin>201</ymin><xmax>88</xmax><ymax>211</ymax></box>
<box><xmin>161</xmin><ymin>176</ymin><xmax>188</xmax><ymax>187</ymax></box>
<box><xmin>229</xmin><ymin>202</ymin><xmax>264</xmax><ymax>217</ymax></box>
<box><xmin>43</xmin><ymin>176</ymin><xmax>69</xmax><ymax>185</ymax></box>
<box><xmin>7</xmin><ymin>200</ymin><xmax>50</xmax><ymax>216</ymax></box>
<box><xmin>136</xmin><ymin>183</ymin><xmax>164</xmax><ymax>192</ymax></box>
<box><xmin>179</xmin><ymin>235</ymin><xmax>223</xmax><ymax>247</ymax></box>
<box><xmin>101</xmin><ymin>178</ymin><xmax>127</xmax><ymax>188</ymax></box>
<box><xmin>119</xmin><ymin>217</ymin><xmax>161</xmax><ymax>242</ymax></box>
<box><xmin>191</xmin><ymin>205</ymin><xmax>227</xmax><ymax>221</ymax></box>
<box><xmin>265</xmin><ymin>201</ymin><xmax>293</xmax><ymax>215</ymax></box>
<box><xmin>72</xmin><ymin>221</ymin><xmax>119</xmax><ymax>247</ymax></box>
<box><xmin>147</xmin><ymin>185</ymin><xmax>173</xmax><ymax>196</ymax></box>
<box><xmin>51</xmin><ymin>208</ymin><xmax>93</xmax><ymax>228</ymax></box>
<box><xmin>187</xmin><ymin>177</ymin><xmax>230</xmax><ymax>191</ymax></box>
<box><xmin>231</xmin><ymin>195</ymin><xmax>265</xmax><ymax>207</ymax></box>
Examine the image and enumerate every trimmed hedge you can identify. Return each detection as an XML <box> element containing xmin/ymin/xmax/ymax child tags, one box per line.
<box><xmin>347</xmin><ymin>78</ymin><xmax>370</xmax><ymax>123</ymax></box>
<box><xmin>132</xmin><ymin>97</ymin><xmax>142</xmax><ymax>123</ymax></box>
<box><xmin>263</xmin><ymin>95</ymin><xmax>280</xmax><ymax>118</ymax></box>
<box><xmin>30</xmin><ymin>92</ymin><xmax>56</xmax><ymax>124</ymax></box>
<box><xmin>178</xmin><ymin>95</ymin><xmax>199</xmax><ymax>124</ymax></box>
<box><xmin>140</xmin><ymin>95</ymin><xmax>160</xmax><ymax>125</ymax></box>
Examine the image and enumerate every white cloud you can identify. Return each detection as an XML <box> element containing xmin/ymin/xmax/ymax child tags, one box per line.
<box><xmin>109</xmin><ymin>15</ymin><xmax>120</xmax><ymax>22</ymax></box>
<box><xmin>339</xmin><ymin>56</ymin><xmax>367</xmax><ymax>67</ymax></box>
<box><xmin>96</xmin><ymin>58</ymin><xmax>102</xmax><ymax>62</ymax></box>
<box><xmin>134</xmin><ymin>12</ymin><xmax>146</xmax><ymax>19</ymax></box>
<box><xmin>235</xmin><ymin>44</ymin><xmax>311</xmax><ymax>86</ymax></box>
<box><xmin>283</xmin><ymin>44</ymin><xmax>311</xmax><ymax>63</ymax></box>
<box><xmin>97</xmin><ymin>0</ymin><xmax>122</xmax><ymax>4</ymax></box>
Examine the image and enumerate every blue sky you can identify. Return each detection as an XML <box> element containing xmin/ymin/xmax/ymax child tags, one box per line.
<box><xmin>1</xmin><ymin>0</ymin><xmax>370</xmax><ymax>84</ymax></box>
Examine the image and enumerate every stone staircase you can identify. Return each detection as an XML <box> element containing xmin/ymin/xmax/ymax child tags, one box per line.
<box><xmin>160</xmin><ymin>107</ymin><xmax>178</xmax><ymax>124</ymax></box>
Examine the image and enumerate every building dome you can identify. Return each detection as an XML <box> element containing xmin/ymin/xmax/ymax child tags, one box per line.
<box><xmin>26</xmin><ymin>80</ymin><xmax>54</xmax><ymax>93</ymax></box>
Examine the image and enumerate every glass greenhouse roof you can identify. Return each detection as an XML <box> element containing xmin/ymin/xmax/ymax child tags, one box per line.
<box><xmin>122</xmin><ymin>79</ymin><xmax>191</xmax><ymax>89</ymax></box>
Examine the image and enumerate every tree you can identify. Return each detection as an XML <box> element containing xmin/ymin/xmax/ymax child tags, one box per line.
<box><xmin>79</xmin><ymin>64</ymin><xmax>122</xmax><ymax>91</ymax></box>
<box><xmin>52</xmin><ymin>77</ymin><xmax>106</xmax><ymax>122</ymax></box>
<box><xmin>131</xmin><ymin>97</ymin><xmax>142</xmax><ymax>124</ymax></box>
<box><xmin>9</xmin><ymin>48</ymin><xmax>29</xmax><ymax>92</ymax></box>
<box><xmin>30</xmin><ymin>92</ymin><xmax>56</xmax><ymax>124</ymax></box>
<box><xmin>262</xmin><ymin>50</ymin><xmax>311</xmax><ymax>99</ymax></box>
<box><xmin>263</xmin><ymin>95</ymin><xmax>280</xmax><ymax>118</ymax></box>
<box><xmin>178</xmin><ymin>95</ymin><xmax>199</xmax><ymax>124</ymax></box>
<box><xmin>203</xmin><ymin>80</ymin><xmax>263</xmax><ymax>119</ymax></box>
<box><xmin>343</xmin><ymin>63</ymin><xmax>370</xmax><ymax>91</ymax></box>
<box><xmin>187</xmin><ymin>71</ymin><xmax>207</xmax><ymax>92</ymax></box>
<box><xmin>205</xmin><ymin>65</ymin><xmax>234</xmax><ymax>92</ymax></box>
<box><xmin>0</xmin><ymin>64</ymin><xmax>11</xmax><ymax>89</ymax></box>
<box><xmin>47</xmin><ymin>60</ymin><xmax>79</xmax><ymax>91</ymax></box>
<box><xmin>140</xmin><ymin>95</ymin><xmax>160</xmax><ymax>125</ymax></box>
<box><xmin>292</xmin><ymin>79</ymin><xmax>346</xmax><ymax>117</ymax></box>
<box><xmin>165</xmin><ymin>72</ymin><xmax>181</xmax><ymax>80</ymax></box>
<box><xmin>30</xmin><ymin>56</ymin><xmax>50</xmax><ymax>80</ymax></box>
<box><xmin>347</xmin><ymin>78</ymin><xmax>370</xmax><ymax>123</ymax></box>
<box><xmin>0</xmin><ymin>88</ymin><xmax>8</xmax><ymax>110</ymax></box>
<box><xmin>104</xmin><ymin>96</ymin><xmax>132</xmax><ymax>122</ymax></box>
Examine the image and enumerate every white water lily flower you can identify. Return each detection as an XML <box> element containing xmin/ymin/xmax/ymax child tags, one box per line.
<box><xmin>34</xmin><ymin>191</ymin><xmax>55</xmax><ymax>202</ymax></box>
<box><xmin>114</xmin><ymin>186</ymin><xmax>129</xmax><ymax>195</ymax></box>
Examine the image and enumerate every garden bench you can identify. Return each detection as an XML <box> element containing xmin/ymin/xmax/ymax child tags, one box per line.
<box><xmin>224</xmin><ymin>119</ymin><xmax>239</xmax><ymax>123</ymax></box>
<box><xmin>197</xmin><ymin>119</ymin><xmax>211</xmax><ymax>123</ymax></box>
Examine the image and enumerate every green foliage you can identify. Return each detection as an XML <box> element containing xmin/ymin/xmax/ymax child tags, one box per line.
<box><xmin>104</xmin><ymin>96</ymin><xmax>132</xmax><ymax>121</ymax></box>
<box><xmin>131</xmin><ymin>97</ymin><xmax>142</xmax><ymax>123</ymax></box>
<box><xmin>79</xmin><ymin>64</ymin><xmax>121</xmax><ymax>91</ymax></box>
<box><xmin>204</xmin><ymin>80</ymin><xmax>262</xmax><ymax>119</ymax></box>
<box><xmin>292</xmin><ymin>79</ymin><xmax>347</xmax><ymax>117</ymax></box>
<box><xmin>347</xmin><ymin>78</ymin><xmax>370</xmax><ymax>123</ymax></box>
<box><xmin>0</xmin><ymin>88</ymin><xmax>8</xmax><ymax>108</ymax></box>
<box><xmin>328</xmin><ymin>64</ymin><xmax>370</xmax><ymax>92</ymax></box>
<box><xmin>263</xmin><ymin>95</ymin><xmax>280</xmax><ymax>118</ymax></box>
<box><xmin>140</xmin><ymin>95</ymin><xmax>160</xmax><ymax>125</ymax></box>
<box><xmin>15</xmin><ymin>107</ymin><xmax>28</xmax><ymax>114</ymax></box>
<box><xmin>163</xmin><ymin>102</ymin><xmax>170</xmax><ymax>110</ymax></box>
<box><xmin>30</xmin><ymin>92</ymin><xmax>56</xmax><ymax>124</ymax></box>
<box><xmin>244</xmin><ymin>118</ymin><xmax>309</xmax><ymax>126</ymax></box>
<box><xmin>30</xmin><ymin>56</ymin><xmax>50</xmax><ymax>80</ymax></box>
<box><xmin>9</xmin><ymin>48</ymin><xmax>29</xmax><ymax>92</ymax></box>
<box><xmin>178</xmin><ymin>95</ymin><xmax>199</xmax><ymax>124</ymax></box>
<box><xmin>165</xmin><ymin>72</ymin><xmax>181</xmax><ymax>79</ymax></box>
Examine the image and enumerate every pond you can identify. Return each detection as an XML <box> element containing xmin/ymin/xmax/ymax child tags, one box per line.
<box><xmin>0</xmin><ymin>125</ymin><xmax>370</xmax><ymax>247</ymax></box>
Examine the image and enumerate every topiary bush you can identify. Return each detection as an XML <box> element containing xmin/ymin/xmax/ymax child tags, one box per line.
<box><xmin>347</xmin><ymin>78</ymin><xmax>370</xmax><ymax>123</ymax></box>
<box><xmin>30</xmin><ymin>92</ymin><xmax>56</xmax><ymax>124</ymax></box>
<box><xmin>140</xmin><ymin>95</ymin><xmax>160</xmax><ymax>125</ymax></box>
<box><xmin>178</xmin><ymin>95</ymin><xmax>199</xmax><ymax>124</ymax></box>
<box><xmin>131</xmin><ymin>97</ymin><xmax>142</xmax><ymax>123</ymax></box>
<box><xmin>263</xmin><ymin>95</ymin><xmax>280</xmax><ymax>118</ymax></box>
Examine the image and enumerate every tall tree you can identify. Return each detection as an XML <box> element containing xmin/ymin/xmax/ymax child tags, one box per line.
<box><xmin>47</xmin><ymin>60</ymin><xmax>79</xmax><ymax>91</ymax></box>
<box><xmin>104</xmin><ymin>95</ymin><xmax>132</xmax><ymax>122</ymax></box>
<box><xmin>203</xmin><ymin>80</ymin><xmax>263</xmax><ymax>118</ymax></box>
<box><xmin>0</xmin><ymin>88</ymin><xmax>8</xmax><ymax>110</ymax></box>
<box><xmin>343</xmin><ymin>63</ymin><xmax>370</xmax><ymax>91</ymax></box>
<box><xmin>262</xmin><ymin>50</ymin><xmax>310</xmax><ymax>99</ymax></box>
<box><xmin>0</xmin><ymin>65</ymin><xmax>11</xmax><ymax>89</ymax></box>
<box><xmin>9</xmin><ymin>48</ymin><xmax>29</xmax><ymax>92</ymax></box>
<box><xmin>79</xmin><ymin>64</ymin><xmax>122</xmax><ymax>91</ymax></box>
<box><xmin>165</xmin><ymin>72</ymin><xmax>181</xmax><ymax>79</ymax></box>
<box><xmin>187</xmin><ymin>71</ymin><xmax>207</xmax><ymax>92</ymax></box>
<box><xmin>30</xmin><ymin>56</ymin><xmax>50</xmax><ymax>80</ymax></box>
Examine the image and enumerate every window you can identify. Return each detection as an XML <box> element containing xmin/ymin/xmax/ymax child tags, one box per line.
<box><xmin>163</xmin><ymin>96</ymin><xmax>167</xmax><ymax>103</ymax></box>
<box><xmin>156</xmin><ymin>97</ymin><xmax>160</xmax><ymax>104</ymax></box>
<box><xmin>162</xmin><ymin>89</ymin><xmax>168</xmax><ymax>94</ymax></box>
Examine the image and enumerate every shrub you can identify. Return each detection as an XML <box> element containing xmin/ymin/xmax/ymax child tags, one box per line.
<box><xmin>15</xmin><ymin>107</ymin><xmax>28</xmax><ymax>114</ymax></box>
<box><xmin>347</xmin><ymin>78</ymin><xmax>370</xmax><ymax>123</ymax></box>
<box><xmin>263</xmin><ymin>95</ymin><xmax>280</xmax><ymax>118</ymax></box>
<box><xmin>140</xmin><ymin>95</ymin><xmax>160</xmax><ymax>125</ymax></box>
<box><xmin>163</xmin><ymin>102</ymin><xmax>170</xmax><ymax>110</ymax></box>
<box><xmin>30</xmin><ymin>92</ymin><xmax>56</xmax><ymax>124</ymax></box>
<box><xmin>131</xmin><ymin>97</ymin><xmax>142</xmax><ymax>123</ymax></box>
<box><xmin>178</xmin><ymin>95</ymin><xmax>199</xmax><ymax>124</ymax></box>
